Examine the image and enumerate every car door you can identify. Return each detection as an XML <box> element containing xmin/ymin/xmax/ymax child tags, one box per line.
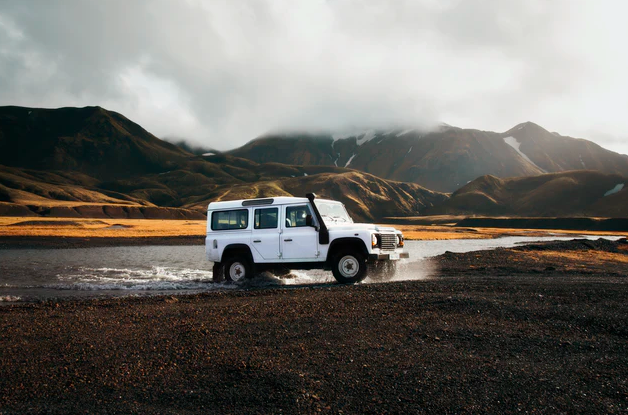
<box><xmin>281</xmin><ymin>203</ymin><xmax>320</xmax><ymax>261</ymax></box>
<box><xmin>250</xmin><ymin>207</ymin><xmax>281</xmax><ymax>261</ymax></box>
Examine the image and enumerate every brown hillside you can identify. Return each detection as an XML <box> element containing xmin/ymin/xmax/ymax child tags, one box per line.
<box><xmin>0</xmin><ymin>156</ymin><xmax>447</xmax><ymax>222</ymax></box>
<box><xmin>0</xmin><ymin>106</ymin><xmax>191</xmax><ymax>180</ymax></box>
<box><xmin>2</xmin><ymin>107</ymin><xmax>441</xmax><ymax>221</ymax></box>
<box><xmin>186</xmin><ymin>171</ymin><xmax>447</xmax><ymax>222</ymax></box>
<box><xmin>426</xmin><ymin>170</ymin><xmax>627</xmax><ymax>217</ymax></box>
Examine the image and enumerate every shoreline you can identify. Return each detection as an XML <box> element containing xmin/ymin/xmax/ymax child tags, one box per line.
<box><xmin>1</xmin><ymin>230</ymin><xmax>626</xmax><ymax>250</ymax></box>
<box><xmin>0</xmin><ymin>235</ymin><xmax>205</xmax><ymax>249</ymax></box>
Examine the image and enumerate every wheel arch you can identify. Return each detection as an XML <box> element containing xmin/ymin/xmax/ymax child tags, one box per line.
<box><xmin>221</xmin><ymin>244</ymin><xmax>254</xmax><ymax>263</ymax></box>
<box><xmin>326</xmin><ymin>238</ymin><xmax>368</xmax><ymax>263</ymax></box>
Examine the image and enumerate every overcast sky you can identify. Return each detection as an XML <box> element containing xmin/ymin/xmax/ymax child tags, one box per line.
<box><xmin>1</xmin><ymin>0</ymin><xmax>628</xmax><ymax>154</ymax></box>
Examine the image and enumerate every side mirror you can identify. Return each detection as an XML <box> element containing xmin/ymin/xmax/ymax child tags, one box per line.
<box><xmin>305</xmin><ymin>214</ymin><xmax>314</xmax><ymax>227</ymax></box>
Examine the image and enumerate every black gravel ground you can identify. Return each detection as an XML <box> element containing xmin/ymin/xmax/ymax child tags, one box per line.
<box><xmin>0</xmin><ymin>240</ymin><xmax>627</xmax><ymax>414</ymax></box>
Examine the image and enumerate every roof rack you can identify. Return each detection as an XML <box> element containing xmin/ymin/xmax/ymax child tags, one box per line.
<box><xmin>241</xmin><ymin>198</ymin><xmax>274</xmax><ymax>206</ymax></box>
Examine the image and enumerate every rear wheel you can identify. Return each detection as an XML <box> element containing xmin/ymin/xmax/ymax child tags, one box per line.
<box><xmin>223</xmin><ymin>256</ymin><xmax>253</xmax><ymax>282</ymax></box>
<box><xmin>331</xmin><ymin>250</ymin><xmax>367</xmax><ymax>284</ymax></box>
<box><xmin>212</xmin><ymin>262</ymin><xmax>225</xmax><ymax>282</ymax></box>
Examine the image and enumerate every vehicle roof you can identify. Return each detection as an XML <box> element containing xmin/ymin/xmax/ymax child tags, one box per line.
<box><xmin>207</xmin><ymin>196</ymin><xmax>339</xmax><ymax>210</ymax></box>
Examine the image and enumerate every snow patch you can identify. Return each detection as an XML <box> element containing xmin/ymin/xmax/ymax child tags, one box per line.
<box><xmin>202</xmin><ymin>152</ymin><xmax>215</xmax><ymax>157</ymax></box>
<box><xmin>303</xmin><ymin>173</ymin><xmax>308</xmax><ymax>176</ymax></box>
<box><xmin>503</xmin><ymin>136</ymin><xmax>545</xmax><ymax>172</ymax></box>
<box><xmin>356</xmin><ymin>130</ymin><xmax>376</xmax><ymax>146</ymax></box>
<box><xmin>332</xmin><ymin>129</ymin><xmax>376</xmax><ymax>145</ymax></box>
<box><xmin>407</xmin><ymin>146</ymin><xmax>413</xmax><ymax>154</ymax></box>
<box><xmin>331</xmin><ymin>132</ymin><xmax>353</xmax><ymax>141</ymax></box>
<box><xmin>579</xmin><ymin>154</ymin><xmax>586</xmax><ymax>168</ymax></box>
<box><xmin>27</xmin><ymin>111</ymin><xmax>32</xmax><ymax>115</ymax></box>
<box><xmin>344</xmin><ymin>154</ymin><xmax>356</xmax><ymax>167</ymax></box>
<box><xmin>397</xmin><ymin>129</ymin><xmax>415</xmax><ymax>137</ymax></box>
<box><xmin>332</xmin><ymin>129</ymin><xmax>367</xmax><ymax>142</ymax></box>
<box><xmin>604</xmin><ymin>183</ymin><xmax>624</xmax><ymax>197</ymax></box>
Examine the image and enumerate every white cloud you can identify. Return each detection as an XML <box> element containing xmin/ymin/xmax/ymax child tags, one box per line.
<box><xmin>0</xmin><ymin>0</ymin><xmax>627</xmax><ymax>155</ymax></box>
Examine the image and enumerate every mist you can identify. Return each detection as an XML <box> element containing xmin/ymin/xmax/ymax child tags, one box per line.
<box><xmin>1</xmin><ymin>0</ymin><xmax>627</xmax><ymax>153</ymax></box>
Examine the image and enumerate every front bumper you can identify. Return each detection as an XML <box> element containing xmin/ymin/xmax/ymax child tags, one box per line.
<box><xmin>369</xmin><ymin>252</ymin><xmax>409</xmax><ymax>261</ymax></box>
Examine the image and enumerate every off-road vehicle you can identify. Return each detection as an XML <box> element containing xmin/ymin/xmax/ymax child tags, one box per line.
<box><xmin>206</xmin><ymin>193</ymin><xmax>408</xmax><ymax>284</ymax></box>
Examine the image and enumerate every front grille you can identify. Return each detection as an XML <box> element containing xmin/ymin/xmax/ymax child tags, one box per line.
<box><xmin>380</xmin><ymin>233</ymin><xmax>396</xmax><ymax>251</ymax></box>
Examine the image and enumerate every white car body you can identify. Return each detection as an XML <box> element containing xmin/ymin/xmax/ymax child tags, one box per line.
<box><xmin>205</xmin><ymin>194</ymin><xmax>408</xmax><ymax>283</ymax></box>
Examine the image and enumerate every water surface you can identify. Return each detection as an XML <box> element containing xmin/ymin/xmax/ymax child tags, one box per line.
<box><xmin>0</xmin><ymin>235</ymin><xmax>623</xmax><ymax>302</ymax></box>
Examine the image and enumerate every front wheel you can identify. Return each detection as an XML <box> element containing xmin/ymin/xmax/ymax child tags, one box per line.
<box><xmin>223</xmin><ymin>256</ymin><xmax>253</xmax><ymax>282</ymax></box>
<box><xmin>331</xmin><ymin>250</ymin><xmax>367</xmax><ymax>284</ymax></box>
<box><xmin>368</xmin><ymin>261</ymin><xmax>398</xmax><ymax>282</ymax></box>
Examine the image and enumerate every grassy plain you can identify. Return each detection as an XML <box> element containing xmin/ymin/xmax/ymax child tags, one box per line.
<box><xmin>0</xmin><ymin>216</ymin><xmax>626</xmax><ymax>241</ymax></box>
<box><xmin>0</xmin><ymin>217</ymin><xmax>206</xmax><ymax>238</ymax></box>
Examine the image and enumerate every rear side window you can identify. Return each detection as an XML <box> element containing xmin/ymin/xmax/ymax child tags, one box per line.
<box><xmin>211</xmin><ymin>209</ymin><xmax>249</xmax><ymax>230</ymax></box>
<box><xmin>254</xmin><ymin>208</ymin><xmax>278</xmax><ymax>229</ymax></box>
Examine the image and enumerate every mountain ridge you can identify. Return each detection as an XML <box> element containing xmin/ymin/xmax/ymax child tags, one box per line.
<box><xmin>227</xmin><ymin>123</ymin><xmax>628</xmax><ymax>192</ymax></box>
<box><xmin>425</xmin><ymin>170</ymin><xmax>627</xmax><ymax>217</ymax></box>
<box><xmin>1</xmin><ymin>105</ymin><xmax>626</xmax><ymax>221</ymax></box>
<box><xmin>0</xmin><ymin>106</ymin><xmax>447</xmax><ymax>221</ymax></box>
<box><xmin>0</xmin><ymin>105</ymin><xmax>191</xmax><ymax>180</ymax></box>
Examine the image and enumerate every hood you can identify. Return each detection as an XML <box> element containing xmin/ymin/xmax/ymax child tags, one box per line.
<box><xmin>326</xmin><ymin>223</ymin><xmax>398</xmax><ymax>233</ymax></box>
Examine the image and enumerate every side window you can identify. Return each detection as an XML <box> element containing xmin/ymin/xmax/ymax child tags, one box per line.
<box><xmin>254</xmin><ymin>208</ymin><xmax>278</xmax><ymax>229</ymax></box>
<box><xmin>285</xmin><ymin>205</ymin><xmax>312</xmax><ymax>228</ymax></box>
<box><xmin>211</xmin><ymin>209</ymin><xmax>249</xmax><ymax>230</ymax></box>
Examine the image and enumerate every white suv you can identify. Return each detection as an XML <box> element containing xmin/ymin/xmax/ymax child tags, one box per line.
<box><xmin>206</xmin><ymin>193</ymin><xmax>409</xmax><ymax>284</ymax></box>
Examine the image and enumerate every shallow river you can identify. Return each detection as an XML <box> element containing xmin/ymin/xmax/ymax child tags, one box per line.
<box><xmin>0</xmin><ymin>235</ymin><xmax>623</xmax><ymax>303</ymax></box>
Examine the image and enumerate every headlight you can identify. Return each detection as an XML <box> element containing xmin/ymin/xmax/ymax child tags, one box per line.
<box><xmin>371</xmin><ymin>234</ymin><xmax>379</xmax><ymax>248</ymax></box>
<box><xmin>396</xmin><ymin>234</ymin><xmax>404</xmax><ymax>247</ymax></box>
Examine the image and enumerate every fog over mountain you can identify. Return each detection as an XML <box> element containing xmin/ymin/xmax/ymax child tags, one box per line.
<box><xmin>1</xmin><ymin>1</ymin><xmax>627</xmax><ymax>154</ymax></box>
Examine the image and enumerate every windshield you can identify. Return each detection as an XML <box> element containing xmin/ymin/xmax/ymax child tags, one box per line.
<box><xmin>314</xmin><ymin>200</ymin><xmax>353</xmax><ymax>224</ymax></box>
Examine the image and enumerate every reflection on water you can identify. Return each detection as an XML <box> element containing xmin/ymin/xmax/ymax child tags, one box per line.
<box><xmin>0</xmin><ymin>235</ymin><xmax>623</xmax><ymax>302</ymax></box>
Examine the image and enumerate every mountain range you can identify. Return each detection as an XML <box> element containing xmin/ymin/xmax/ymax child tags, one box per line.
<box><xmin>228</xmin><ymin>124</ymin><xmax>628</xmax><ymax>193</ymax></box>
<box><xmin>0</xmin><ymin>105</ymin><xmax>626</xmax><ymax>220</ymax></box>
<box><xmin>0</xmin><ymin>106</ymin><xmax>445</xmax><ymax>221</ymax></box>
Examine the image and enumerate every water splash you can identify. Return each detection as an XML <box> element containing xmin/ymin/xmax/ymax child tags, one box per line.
<box><xmin>53</xmin><ymin>266</ymin><xmax>216</xmax><ymax>291</ymax></box>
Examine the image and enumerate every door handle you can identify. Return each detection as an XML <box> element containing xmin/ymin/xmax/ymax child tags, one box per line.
<box><xmin>253</xmin><ymin>240</ymin><xmax>261</xmax><ymax>243</ymax></box>
<box><xmin>284</xmin><ymin>238</ymin><xmax>293</xmax><ymax>242</ymax></box>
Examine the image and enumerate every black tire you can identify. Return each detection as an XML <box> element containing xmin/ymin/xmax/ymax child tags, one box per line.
<box><xmin>223</xmin><ymin>256</ymin><xmax>253</xmax><ymax>282</ymax></box>
<box><xmin>212</xmin><ymin>262</ymin><xmax>225</xmax><ymax>282</ymax></box>
<box><xmin>331</xmin><ymin>250</ymin><xmax>367</xmax><ymax>284</ymax></box>
<box><xmin>369</xmin><ymin>261</ymin><xmax>398</xmax><ymax>282</ymax></box>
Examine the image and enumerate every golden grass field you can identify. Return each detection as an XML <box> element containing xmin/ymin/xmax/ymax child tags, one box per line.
<box><xmin>0</xmin><ymin>217</ymin><xmax>205</xmax><ymax>238</ymax></box>
<box><xmin>393</xmin><ymin>224</ymin><xmax>627</xmax><ymax>240</ymax></box>
<box><xmin>529</xmin><ymin>249</ymin><xmax>628</xmax><ymax>271</ymax></box>
<box><xmin>0</xmin><ymin>216</ymin><xmax>626</xmax><ymax>241</ymax></box>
